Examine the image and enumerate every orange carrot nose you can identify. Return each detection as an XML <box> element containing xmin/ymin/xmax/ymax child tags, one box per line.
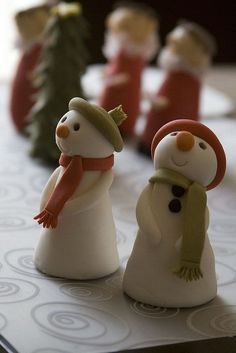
<box><xmin>56</xmin><ymin>125</ymin><xmax>70</xmax><ymax>138</ymax></box>
<box><xmin>176</xmin><ymin>131</ymin><xmax>194</xmax><ymax>151</ymax></box>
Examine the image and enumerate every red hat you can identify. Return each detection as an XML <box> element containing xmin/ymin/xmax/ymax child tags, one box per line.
<box><xmin>151</xmin><ymin>119</ymin><xmax>226</xmax><ymax>190</ymax></box>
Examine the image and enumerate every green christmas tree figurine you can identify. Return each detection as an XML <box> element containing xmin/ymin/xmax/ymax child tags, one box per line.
<box><xmin>29</xmin><ymin>2</ymin><xmax>89</xmax><ymax>163</ymax></box>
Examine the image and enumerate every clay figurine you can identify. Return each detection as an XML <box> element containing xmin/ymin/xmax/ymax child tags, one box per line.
<box><xmin>29</xmin><ymin>2</ymin><xmax>89</xmax><ymax>164</ymax></box>
<box><xmin>34</xmin><ymin>97</ymin><xmax>126</xmax><ymax>279</ymax></box>
<box><xmin>99</xmin><ymin>2</ymin><xmax>159</xmax><ymax>137</ymax></box>
<box><xmin>139</xmin><ymin>21</ymin><xmax>216</xmax><ymax>156</ymax></box>
<box><xmin>10</xmin><ymin>4</ymin><xmax>50</xmax><ymax>132</ymax></box>
<box><xmin>123</xmin><ymin>119</ymin><xmax>226</xmax><ymax>307</ymax></box>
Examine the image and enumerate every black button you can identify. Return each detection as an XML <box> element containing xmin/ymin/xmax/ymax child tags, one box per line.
<box><xmin>169</xmin><ymin>199</ymin><xmax>181</xmax><ymax>213</ymax></box>
<box><xmin>172</xmin><ymin>185</ymin><xmax>185</xmax><ymax>197</ymax></box>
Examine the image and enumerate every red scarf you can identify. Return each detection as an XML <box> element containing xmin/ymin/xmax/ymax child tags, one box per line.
<box><xmin>34</xmin><ymin>154</ymin><xmax>114</xmax><ymax>228</ymax></box>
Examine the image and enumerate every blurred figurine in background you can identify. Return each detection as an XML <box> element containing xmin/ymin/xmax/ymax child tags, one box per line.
<box><xmin>29</xmin><ymin>2</ymin><xmax>89</xmax><ymax>164</ymax></box>
<box><xmin>9</xmin><ymin>3</ymin><xmax>50</xmax><ymax>132</ymax></box>
<box><xmin>34</xmin><ymin>97</ymin><xmax>126</xmax><ymax>280</ymax></box>
<box><xmin>139</xmin><ymin>21</ymin><xmax>217</xmax><ymax>156</ymax></box>
<box><xmin>99</xmin><ymin>2</ymin><xmax>159</xmax><ymax>137</ymax></box>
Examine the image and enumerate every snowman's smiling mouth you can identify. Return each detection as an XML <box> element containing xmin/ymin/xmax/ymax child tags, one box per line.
<box><xmin>171</xmin><ymin>156</ymin><xmax>188</xmax><ymax>167</ymax></box>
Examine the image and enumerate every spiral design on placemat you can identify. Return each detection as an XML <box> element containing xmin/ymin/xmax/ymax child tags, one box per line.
<box><xmin>211</xmin><ymin>313</ymin><xmax>236</xmax><ymax>335</ymax></box>
<box><xmin>4</xmin><ymin>248</ymin><xmax>64</xmax><ymax>280</ymax></box>
<box><xmin>19</xmin><ymin>253</ymin><xmax>34</xmax><ymax>269</ymax></box>
<box><xmin>32</xmin><ymin>302</ymin><xmax>130</xmax><ymax>345</ymax></box>
<box><xmin>215</xmin><ymin>261</ymin><xmax>236</xmax><ymax>286</ymax></box>
<box><xmin>187</xmin><ymin>305</ymin><xmax>236</xmax><ymax>337</ymax></box>
<box><xmin>0</xmin><ymin>281</ymin><xmax>19</xmax><ymax>297</ymax></box>
<box><xmin>49</xmin><ymin>311</ymin><xmax>94</xmax><ymax>332</ymax></box>
<box><xmin>59</xmin><ymin>283</ymin><xmax>112</xmax><ymax>302</ymax></box>
<box><xmin>0</xmin><ymin>208</ymin><xmax>36</xmax><ymax>231</ymax></box>
<box><xmin>130</xmin><ymin>302</ymin><xmax>180</xmax><ymax>319</ymax></box>
<box><xmin>0</xmin><ymin>278</ymin><xmax>39</xmax><ymax>303</ymax></box>
<box><xmin>5</xmin><ymin>248</ymin><xmax>46</xmax><ymax>279</ymax></box>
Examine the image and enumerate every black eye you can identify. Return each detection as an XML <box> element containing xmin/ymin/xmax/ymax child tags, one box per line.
<box><xmin>73</xmin><ymin>123</ymin><xmax>80</xmax><ymax>131</ymax></box>
<box><xmin>199</xmin><ymin>142</ymin><xmax>207</xmax><ymax>150</ymax></box>
<box><xmin>61</xmin><ymin>116</ymin><xmax>67</xmax><ymax>123</ymax></box>
<box><xmin>170</xmin><ymin>132</ymin><xmax>178</xmax><ymax>136</ymax></box>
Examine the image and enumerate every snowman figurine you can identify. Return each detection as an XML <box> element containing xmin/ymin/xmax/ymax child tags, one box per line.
<box><xmin>34</xmin><ymin>97</ymin><xmax>126</xmax><ymax>279</ymax></box>
<box><xmin>123</xmin><ymin>119</ymin><xmax>226</xmax><ymax>307</ymax></box>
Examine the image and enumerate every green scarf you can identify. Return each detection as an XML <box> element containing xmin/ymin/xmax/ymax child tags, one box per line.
<box><xmin>149</xmin><ymin>168</ymin><xmax>207</xmax><ymax>282</ymax></box>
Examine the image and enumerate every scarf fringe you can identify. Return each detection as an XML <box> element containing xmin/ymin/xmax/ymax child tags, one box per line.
<box><xmin>173</xmin><ymin>262</ymin><xmax>203</xmax><ymax>282</ymax></box>
<box><xmin>34</xmin><ymin>209</ymin><xmax>58</xmax><ymax>229</ymax></box>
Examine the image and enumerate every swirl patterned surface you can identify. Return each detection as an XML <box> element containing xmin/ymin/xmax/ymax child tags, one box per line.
<box><xmin>31</xmin><ymin>302</ymin><xmax>130</xmax><ymax>345</ymax></box>
<box><xmin>187</xmin><ymin>305</ymin><xmax>236</xmax><ymax>337</ymax></box>
<box><xmin>59</xmin><ymin>283</ymin><xmax>112</xmax><ymax>302</ymax></box>
<box><xmin>130</xmin><ymin>302</ymin><xmax>180</xmax><ymax>319</ymax></box>
<box><xmin>5</xmin><ymin>248</ymin><xmax>49</xmax><ymax>279</ymax></box>
<box><xmin>0</xmin><ymin>82</ymin><xmax>236</xmax><ymax>352</ymax></box>
<box><xmin>0</xmin><ymin>278</ymin><xmax>39</xmax><ymax>303</ymax></box>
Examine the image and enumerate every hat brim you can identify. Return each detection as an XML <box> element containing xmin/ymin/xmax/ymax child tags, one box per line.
<box><xmin>69</xmin><ymin>97</ymin><xmax>124</xmax><ymax>152</ymax></box>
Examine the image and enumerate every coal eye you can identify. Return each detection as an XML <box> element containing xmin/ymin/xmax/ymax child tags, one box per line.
<box><xmin>199</xmin><ymin>142</ymin><xmax>207</xmax><ymax>150</ymax></box>
<box><xmin>61</xmin><ymin>116</ymin><xmax>67</xmax><ymax>123</ymax></box>
<box><xmin>170</xmin><ymin>132</ymin><xmax>178</xmax><ymax>136</ymax></box>
<box><xmin>73</xmin><ymin>123</ymin><xmax>80</xmax><ymax>131</ymax></box>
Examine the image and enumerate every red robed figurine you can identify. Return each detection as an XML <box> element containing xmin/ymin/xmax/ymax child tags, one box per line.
<box><xmin>9</xmin><ymin>4</ymin><xmax>49</xmax><ymax>132</ymax></box>
<box><xmin>99</xmin><ymin>2</ymin><xmax>159</xmax><ymax>137</ymax></box>
<box><xmin>138</xmin><ymin>21</ymin><xmax>216</xmax><ymax>156</ymax></box>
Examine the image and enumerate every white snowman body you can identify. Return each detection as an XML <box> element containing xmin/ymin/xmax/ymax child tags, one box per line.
<box><xmin>123</xmin><ymin>131</ymin><xmax>218</xmax><ymax>307</ymax></box>
<box><xmin>34</xmin><ymin>110</ymin><xmax>120</xmax><ymax>279</ymax></box>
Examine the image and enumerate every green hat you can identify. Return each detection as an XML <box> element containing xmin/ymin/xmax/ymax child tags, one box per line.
<box><xmin>69</xmin><ymin>97</ymin><xmax>126</xmax><ymax>152</ymax></box>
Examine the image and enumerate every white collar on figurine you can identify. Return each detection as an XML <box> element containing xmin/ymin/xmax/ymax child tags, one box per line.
<box><xmin>103</xmin><ymin>31</ymin><xmax>159</xmax><ymax>61</ymax></box>
<box><xmin>158</xmin><ymin>47</ymin><xmax>209</xmax><ymax>77</ymax></box>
